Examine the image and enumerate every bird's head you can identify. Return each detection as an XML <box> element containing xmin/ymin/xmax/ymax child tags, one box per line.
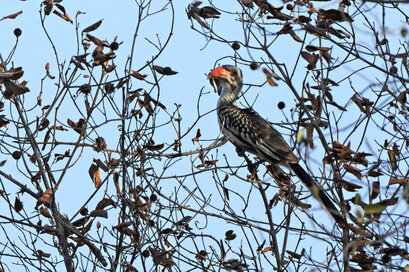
<box><xmin>207</xmin><ymin>65</ymin><xmax>243</xmax><ymax>100</ymax></box>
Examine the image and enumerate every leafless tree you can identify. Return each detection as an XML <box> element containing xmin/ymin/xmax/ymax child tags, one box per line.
<box><xmin>0</xmin><ymin>0</ymin><xmax>408</xmax><ymax>271</ymax></box>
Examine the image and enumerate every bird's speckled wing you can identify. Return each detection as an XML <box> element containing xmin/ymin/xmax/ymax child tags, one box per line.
<box><xmin>217</xmin><ymin>104</ymin><xmax>298</xmax><ymax>163</ymax></box>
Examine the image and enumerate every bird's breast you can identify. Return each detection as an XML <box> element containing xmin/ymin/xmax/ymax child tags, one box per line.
<box><xmin>217</xmin><ymin>105</ymin><xmax>255</xmax><ymax>139</ymax></box>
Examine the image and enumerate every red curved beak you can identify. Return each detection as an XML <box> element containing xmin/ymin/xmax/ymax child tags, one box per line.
<box><xmin>207</xmin><ymin>66</ymin><xmax>228</xmax><ymax>79</ymax></box>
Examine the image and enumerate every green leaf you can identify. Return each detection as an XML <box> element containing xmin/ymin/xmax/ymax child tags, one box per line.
<box><xmin>363</xmin><ymin>204</ymin><xmax>386</xmax><ymax>214</ymax></box>
<box><xmin>353</xmin><ymin>193</ymin><xmax>362</xmax><ymax>206</ymax></box>
<box><xmin>296</xmin><ymin>129</ymin><xmax>305</xmax><ymax>143</ymax></box>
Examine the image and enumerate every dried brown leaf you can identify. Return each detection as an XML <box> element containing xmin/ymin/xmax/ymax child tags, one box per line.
<box><xmin>39</xmin><ymin>206</ymin><xmax>52</xmax><ymax>218</ymax></box>
<box><xmin>388</xmin><ymin>150</ymin><xmax>398</xmax><ymax>171</ymax></box>
<box><xmin>90</xmin><ymin>209</ymin><xmax>108</xmax><ymax>218</ymax></box>
<box><xmin>38</xmin><ymin>188</ymin><xmax>54</xmax><ymax>204</ymax></box>
<box><xmin>370</xmin><ymin>181</ymin><xmax>380</xmax><ymax>200</ymax></box>
<box><xmin>286</xmin><ymin>250</ymin><xmax>304</xmax><ymax>259</ymax></box>
<box><xmin>153</xmin><ymin>65</ymin><xmax>178</xmax><ymax>76</ymax></box>
<box><xmin>88</xmin><ymin>164</ymin><xmax>102</xmax><ymax>188</ymax></box>
<box><xmin>83</xmin><ymin>19</ymin><xmax>103</xmax><ymax>33</ymax></box>
<box><xmin>2</xmin><ymin>80</ymin><xmax>30</xmax><ymax>99</ymax></box>
<box><xmin>389</xmin><ymin>177</ymin><xmax>409</xmax><ymax>185</ymax></box>
<box><xmin>93</xmin><ymin>137</ymin><xmax>107</xmax><ymax>152</ymax></box>
<box><xmin>72</xmin><ymin>216</ymin><xmax>89</xmax><ymax>227</ymax></box>
<box><xmin>93</xmin><ymin>52</ymin><xmax>115</xmax><ymax>66</ymax></box>
<box><xmin>336</xmin><ymin>177</ymin><xmax>362</xmax><ymax>192</ymax></box>
<box><xmin>45</xmin><ymin>63</ymin><xmax>55</xmax><ymax>79</ymax></box>
<box><xmin>298</xmin><ymin>15</ymin><xmax>311</xmax><ymax>23</ymax></box>
<box><xmin>52</xmin><ymin>9</ymin><xmax>72</xmax><ymax>24</ymax></box>
<box><xmin>96</xmin><ymin>197</ymin><xmax>116</xmax><ymax>210</ymax></box>
<box><xmin>343</xmin><ymin>164</ymin><xmax>362</xmax><ymax>180</ymax></box>
<box><xmin>318</xmin><ymin>9</ymin><xmax>353</xmax><ymax>22</ymax></box>
<box><xmin>241</xmin><ymin>0</ymin><xmax>254</xmax><ymax>8</ymax></box>
<box><xmin>198</xmin><ymin>6</ymin><xmax>221</xmax><ymax>19</ymax></box>
<box><xmin>104</xmin><ymin>82</ymin><xmax>115</xmax><ymax>93</ymax></box>
<box><xmin>93</xmin><ymin>159</ymin><xmax>109</xmax><ymax>172</ymax></box>
<box><xmin>146</xmin><ymin>143</ymin><xmax>164</xmax><ymax>151</ymax></box>
<box><xmin>14</xmin><ymin>197</ymin><xmax>23</xmax><ymax>212</ymax></box>
<box><xmin>192</xmin><ymin>129</ymin><xmax>201</xmax><ymax>143</ymax></box>
<box><xmin>3</xmin><ymin>10</ymin><xmax>23</xmax><ymax>20</ymax></box>
<box><xmin>0</xmin><ymin>67</ymin><xmax>24</xmax><ymax>80</ymax></box>
<box><xmin>37</xmin><ymin>250</ymin><xmax>51</xmax><ymax>258</ymax></box>
<box><xmin>225</xmin><ymin>230</ymin><xmax>237</xmax><ymax>241</ymax></box>
<box><xmin>301</xmin><ymin>51</ymin><xmax>319</xmax><ymax>70</ymax></box>
<box><xmin>86</xmin><ymin>34</ymin><xmax>105</xmax><ymax>46</ymax></box>
<box><xmin>277</xmin><ymin>24</ymin><xmax>302</xmax><ymax>43</ymax></box>
<box><xmin>368</xmin><ymin>161</ymin><xmax>382</xmax><ymax>177</ymax></box>
<box><xmin>67</xmin><ymin>118</ymin><xmax>85</xmax><ymax>134</ymax></box>
<box><xmin>104</xmin><ymin>64</ymin><xmax>116</xmax><ymax>73</ymax></box>
<box><xmin>113</xmin><ymin>172</ymin><xmax>120</xmax><ymax>193</ymax></box>
<box><xmin>262</xmin><ymin>68</ymin><xmax>279</xmax><ymax>86</ymax></box>
<box><xmin>131</xmin><ymin>70</ymin><xmax>148</xmax><ymax>80</ymax></box>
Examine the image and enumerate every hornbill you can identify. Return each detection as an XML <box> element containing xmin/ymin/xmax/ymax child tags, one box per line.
<box><xmin>207</xmin><ymin>64</ymin><xmax>346</xmax><ymax>227</ymax></box>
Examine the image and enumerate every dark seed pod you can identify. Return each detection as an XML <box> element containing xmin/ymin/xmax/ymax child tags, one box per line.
<box><xmin>150</xmin><ymin>194</ymin><xmax>157</xmax><ymax>202</ymax></box>
<box><xmin>250</xmin><ymin>62</ymin><xmax>258</xmax><ymax>70</ymax></box>
<box><xmin>12</xmin><ymin>151</ymin><xmax>21</xmax><ymax>160</ymax></box>
<box><xmin>142</xmin><ymin>250</ymin><xmax>150</xmax><ymax>258</ymax></box>
<box><xmin>14</xmin><ymin>28</ymin><xmax>22</xmax><ymax>37</ymax></box>
<box><xmin>110</xmin><ymin>42</ymin><xmax>119</xmax><ymax>50</ymax></box>
<box><xmin>79</xmin><ymin>84</ymin><xmax>91</xmax><ymax>94</ymax></box>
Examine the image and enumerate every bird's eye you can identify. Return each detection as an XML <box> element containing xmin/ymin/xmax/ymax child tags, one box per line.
<box><xmin>231</xmin><ymin>71</ymin><xmax>237</xmax><ymax>76</ymax></box>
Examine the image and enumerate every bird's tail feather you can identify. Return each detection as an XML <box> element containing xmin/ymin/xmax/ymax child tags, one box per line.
<box><xmin>288</xmin><ymin>162</ymin><xmax>346</xmax><ymax>227</ymax></box>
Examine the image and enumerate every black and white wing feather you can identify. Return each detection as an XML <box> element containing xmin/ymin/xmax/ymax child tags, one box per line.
<box><xmin>218</xmin><ymin>103</ymin><xmax>346</xmax><ymax>227</ymax></box>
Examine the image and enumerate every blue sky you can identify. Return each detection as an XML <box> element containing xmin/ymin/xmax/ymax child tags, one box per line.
<box><xmin>1</xmin><ymin>0</ymin><xmax>408</xmax><ymax>271</ymax></box>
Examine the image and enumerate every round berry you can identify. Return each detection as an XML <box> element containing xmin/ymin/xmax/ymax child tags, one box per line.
<box><xmin>110</xmin><ymin>42</ymin><xmax>119</xmax><ymax>50</ymax></box>
<box><xmin>150</xmin><ymin>194</ymin><xmax>157</xmax><ymax>202</ymax></box>
<box><xmin>390</xmin><ymin>66</ymin><xmax>397</xmax><ymax>74</ymax></box>
<box><xmin>142</xmin><ymin>249</ymin><xmax>150</xmax><ymax>258</ymax></box>
<box><xmin>232</xmin><ymin>42</ymin><xmax>240</xmax><ymax>51</ymax></box>
<box><xmin>286</xmin><ymin>4</ymin><xmax>294</xmax><ymax>10</ymax></box>
<box><xmin>80</xmin><ymin>207</ymin><xmax>88</xmax><ymax>216</ymax></box>
<box><xmin>14</xmin><ymin>28</ymin><xmax>22</xmax><ymax>37</ymax></box>
<box><xmin>277</xmin><ymin>101</ymin><xmax>285</xmax><ymax>110</ymax></box>
<box><xmin>250</xmin><ymin>62</ymin><xmax>258</xmax><ymax>70</ymax></box>
<box><xmin>12</xmin><ymin>151</ymin><xmax>21</xmax><ymax>160</ymax></box>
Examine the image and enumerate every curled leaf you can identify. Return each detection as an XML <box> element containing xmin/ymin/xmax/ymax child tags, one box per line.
<box><xmin>387</xmin><ymin>150</ymin><xmax>398</xmax><ymax>171</ymax></box>
<box><xmin>45</xmin><ymin>63</ymin><xmax>55</xmax><ymax>79</ymax></box>
<box><xmin>2</xmin><ymin>80</ymin><xmax>30</xmax><ymax>99</ymax></box>
<box><xmin>153</xmin><ymin>65</ymin><xmax>178</xmax><ymax>76</ymax></box>
<box><xmin>93</xmin><ymin>137</ymin><xmax>107</xmax><ymax>152</ymax></box>
<box><xmin>67</xmin><ymin>118</ymin><xmax>86</xmax><ymax>135</ymax></box>
<box><xmin>262</xmin><ymin>68</ymin><xmax>279</xmax><ymax>86</ymax></box>
<box><xmin>225</xmin><ymin>230</ymin><xmax>237</xmax><ymax>241</ymax></box>
<box><xmin>370</xmin><ymin>181</ymin><xmax>380</xmax><ymax>200</ymax></box>
<box><xmin>14</xmin><ymin>197</ymin><xmax>23</xmax><ymax>212</ymax></box>
<box><xmin>88</xmin><ymin>164</ymin><xmax>102</xmax><ymax>188</ymax></box>
<box><xmin>90</xmin><ymin>209</ymin><xmax>108</xmax><ymax>218</ymax></box>
<box><xmin>0</xmin><ymin>67</ymin><xmax>24</xmax><ymax>80</ymax></box>
<box><xmin>318</xmin><ymin>9</ymin><xmax>353</xmax><ymax>22</ymax></box>
<box><xmin>301</xmin><ymin>51</ymin><xmax>319</xmax><ymax>70</ymax></box>
<box><xmin>131</xmin><ymin>70</ymin><xmax>148</xmax><ymax>80</ymax></box>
